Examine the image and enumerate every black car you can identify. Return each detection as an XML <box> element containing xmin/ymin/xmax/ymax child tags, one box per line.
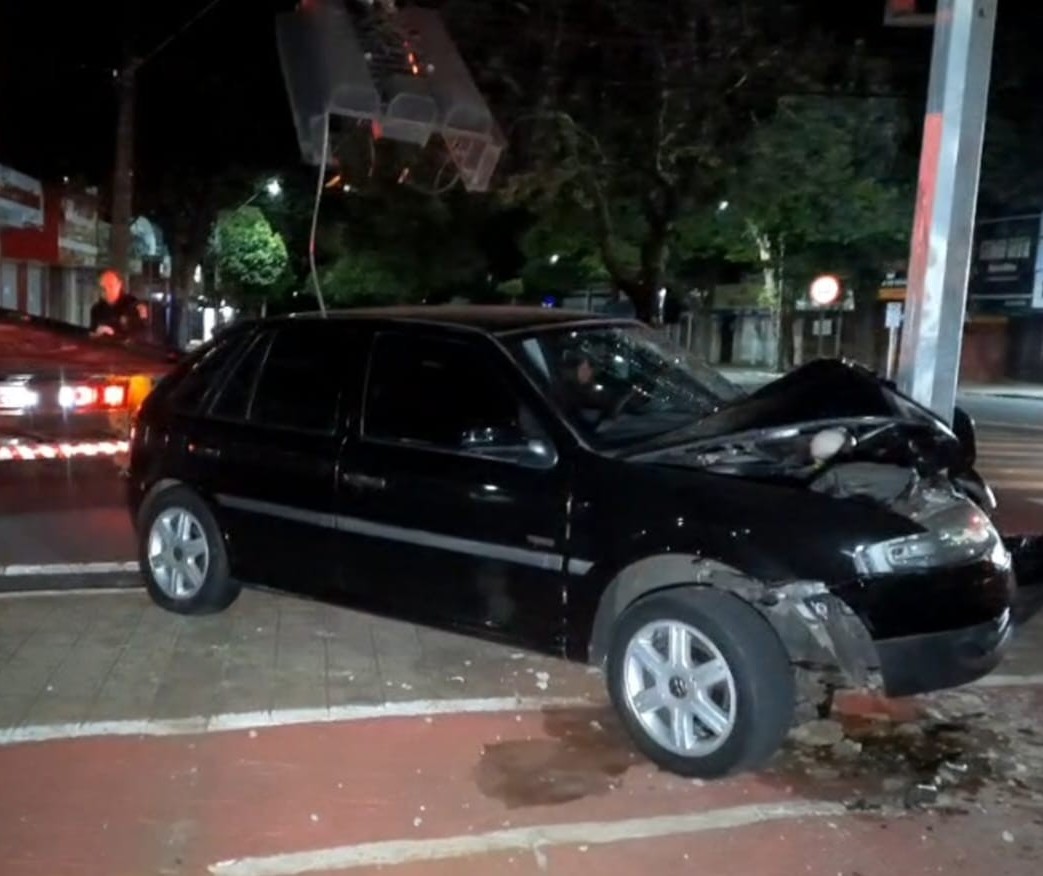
<box><xmin>128</xmin><ymin>306</ymin><xmax>1018</xmax><ymax>778</ymax></box>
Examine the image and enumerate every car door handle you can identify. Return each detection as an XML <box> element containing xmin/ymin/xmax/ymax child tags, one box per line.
<box><xmin>187</xmin><ymin>442</ymin><xmax>221</xmax><ymax>460</ymax></box>
<box><xmin>341</xmin><ymin>472</ymin><xmax>387</xmax><ymax>491</ymax></box>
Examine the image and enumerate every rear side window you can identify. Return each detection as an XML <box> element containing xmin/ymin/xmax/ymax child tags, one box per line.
<box><xmin>250</xmin><ymin>323</ymin><xmax>363</xmax><ymax>433</ymax></box>
<box><xmin>209</xmin><ymin>332</ymin><xmax>272</xmax><ymax>422</ymax></box>
<box><xmin>168</xmin><ymin>330</ymin><xmax>249</xmax><ymax>413</ymax></box>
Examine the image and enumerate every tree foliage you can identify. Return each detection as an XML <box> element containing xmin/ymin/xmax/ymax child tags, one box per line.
<box><xmin>214</xmin><ymin>206</ymin><xmax>289</xmax><ymax>306</ymax></box>
<box><xmin>316</xmin><ymin>186</ymin><xmax>490</xmax><ymax>306</ymax></box>
<box><xmin>457</xmin><ymin>0</ymin><xmax>837</xmax><ymax>319</ymax></box>
<box><xmin>727</xmin><ymin>95</ymin><xmax>912</xmax><ymax>367</ymax></box>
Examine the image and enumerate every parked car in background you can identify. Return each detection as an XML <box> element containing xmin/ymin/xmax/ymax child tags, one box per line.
<box><xmin>128</xmin><ymin>306</ymin><xmax>1021</xmax><ymax>777</ymax></box>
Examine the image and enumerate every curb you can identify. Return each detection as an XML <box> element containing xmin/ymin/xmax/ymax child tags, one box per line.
<box><xmin>0</xmin><ymin>562</ymin><xmax>141</xmax><ymax>595</ymax></box>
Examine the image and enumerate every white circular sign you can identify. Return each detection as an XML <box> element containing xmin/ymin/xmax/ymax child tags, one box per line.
<box><xmin>809</xmin><ymin>274</ymin><xmax>841</xmax><ymax>307</ymax></box>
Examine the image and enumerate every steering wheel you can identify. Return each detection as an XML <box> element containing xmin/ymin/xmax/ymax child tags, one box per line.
<box><xmin>595</xmin><ymin>386</ymin><xmax>642</xmax><ymax>429</ymax></box>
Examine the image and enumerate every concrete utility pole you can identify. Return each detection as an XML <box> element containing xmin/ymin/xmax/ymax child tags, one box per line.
<box><xmin>110</xmin><ymin>54</ymin><xmax>139</xmax><ymax>282</ymax></box>
<box><xmin>109</xmin><ymin>0</ymin><xmax>227</xmax><ymax>285</ymax></box>
<box><xmin>895</xmin><ymin>0</ymin><xmax>998</xmax><ymax>423</ymax></box>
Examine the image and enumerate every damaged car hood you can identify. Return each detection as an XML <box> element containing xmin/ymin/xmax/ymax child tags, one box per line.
<box><xmin>631</xmin><ymin>360</ymin><xmax>969</xmax><ymax>485</ymax></box>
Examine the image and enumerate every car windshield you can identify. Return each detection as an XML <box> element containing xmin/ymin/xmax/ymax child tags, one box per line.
<box><xmin>505</xmin><ymin>323</ymin><xmax>744</xmax><ymax>451</ymax></box>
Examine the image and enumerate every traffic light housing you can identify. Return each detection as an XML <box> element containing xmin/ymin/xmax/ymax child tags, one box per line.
<box><xmin>276</xmin><ymin>0</ymin><xmax>505</xmax><ymax>192</ymax></box>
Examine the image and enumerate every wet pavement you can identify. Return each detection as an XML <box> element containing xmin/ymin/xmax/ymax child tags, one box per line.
<box><xmin>0</xmin><ymin>588</ymin><xmax>1041</xmax><ymax>875</ymax></box>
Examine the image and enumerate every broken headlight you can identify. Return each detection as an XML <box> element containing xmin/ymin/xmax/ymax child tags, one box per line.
<box><xmin>853</xmin><ymin>499</ymin><xmax>1007</xmax><ymax>575</ymax></box>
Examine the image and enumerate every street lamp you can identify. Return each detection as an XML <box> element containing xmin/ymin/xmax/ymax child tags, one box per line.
<box><xmin>237</xmin><ymin>177</ymin><xmax>283</xmax><ymax>210</ymax></box>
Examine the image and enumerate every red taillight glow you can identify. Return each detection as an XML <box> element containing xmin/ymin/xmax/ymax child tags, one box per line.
<box><xmin>59</xmin><ymin>385</ymin><xmax>96</xmax><ymax>408</ymax></box>
<box><xmin>103</xmin><ymin>384</ymin><xmax>126</xmax><ymax>407</ymax></box>
<box><xmin>57</xmin><ymin>382</ymin><xmax>129</xmax><ymax>410</ymax></box>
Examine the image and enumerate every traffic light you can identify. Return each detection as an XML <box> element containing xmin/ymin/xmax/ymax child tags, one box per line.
<box><xmin>276</xmin><ymin>0</ymin><xmax>504</xmax><ymax>191</ymax></box>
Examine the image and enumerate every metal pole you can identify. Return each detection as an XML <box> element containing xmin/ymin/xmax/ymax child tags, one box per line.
<box><xmin>886</xmin><ymin>326</ymin><xmax>899</xmax><ymax>380</ymax></box>
<box><xmin>111</xmin><ymin>58</ymin><xmax>138</xmax><ymax>280</ymax></box>
<box><xmin>896</xmin><ymin>0</ymin><xmax>997</xmax><ymax>423</ymax></box>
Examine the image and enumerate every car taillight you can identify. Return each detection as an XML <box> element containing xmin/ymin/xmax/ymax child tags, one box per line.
<box><xmin>0</xmin><ymin>384</ymin><xmax>39</xmax><ymax>411</ymax></box>
<box><xmin>103</xmin><ymin>384</ymin><xmax>126</xmax><ymax>407</ymax></box>
<box><xmin>58</xmin><ymin>381</ymin><xmax>130</xmax><ymax>410</ymax></box>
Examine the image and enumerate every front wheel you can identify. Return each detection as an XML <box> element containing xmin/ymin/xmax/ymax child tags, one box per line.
<box><xmin>138</xmin><ymin>486</ymin><xmax>240</xmax><ymax>615</ymax></box>
<box><xmin>606</xmin><ymin>587</ymin><xmax>795</xmax><ymax>779</ymax></box>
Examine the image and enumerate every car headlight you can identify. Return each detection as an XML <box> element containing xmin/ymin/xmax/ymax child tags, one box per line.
<box><xmin>853</xmin><ymin>499</ymin><xmax>1007</xmax><ymax>575</ymax></box>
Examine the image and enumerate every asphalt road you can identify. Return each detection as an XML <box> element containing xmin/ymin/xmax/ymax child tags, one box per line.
<box><xmin>1</xmin><ymin>393</ymin><xmax>1042</xmax><ymax>578</ymax></box>
<box><xmin>959</xmin><ymin>391</ymin><xmax>1043</xmax><ymax>432</ymax></box>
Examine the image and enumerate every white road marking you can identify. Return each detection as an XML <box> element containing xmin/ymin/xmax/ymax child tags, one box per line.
<box><xmin>0</xmin><ymin>587</ymin><xmax>140</xmax><ymax>600</ymax></box>
<box><xmin>208</xmin><ymin>801</ymin><xmax>850</xmax><ymax>875</ymax></box>
<box><xmin>976</xmin><ymin>421</ymin><xmax>1043</xmax><ymax>432</ymax></box>
<box><xmin>0</xmin><ymin>695</ymin><xmax>594</xmax><ymax>747</ymax></box>
<box><xmin>0</xmin><ymin>561</ymin><xmax>139</xmax><ymax>577</ymax></box>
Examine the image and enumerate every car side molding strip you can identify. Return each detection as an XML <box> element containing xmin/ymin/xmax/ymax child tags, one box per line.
<box><xmin>215</xmin><ymin>494</ymin><xmax>593</xmax><ymax>575</ymax></box>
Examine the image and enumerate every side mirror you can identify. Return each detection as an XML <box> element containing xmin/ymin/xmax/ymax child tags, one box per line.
<box><xmin>460</xmin><ymin>426</ymin><xmax>556</xmax><ymax>469</ymax></box>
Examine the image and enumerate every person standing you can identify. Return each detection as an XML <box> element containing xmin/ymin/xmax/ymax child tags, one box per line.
<box><xmin>89</xmin><ymin>269</ymin><xmax>148</xmax><ymax>340</ymax></box>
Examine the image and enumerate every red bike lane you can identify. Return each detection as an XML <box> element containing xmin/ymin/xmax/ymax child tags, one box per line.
<box><xmin>2</xmin><ymin>698</ymin><xmax>1042</xmax><ymax>876</ymax></box>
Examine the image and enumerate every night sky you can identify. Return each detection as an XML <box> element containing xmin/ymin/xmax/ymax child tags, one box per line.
<box><xmin>0</xmin><ymin>0</ymin><xmax>299</xmax><ymax>185</ymax></box>
<box><xmin>0</xmin><ymin>1</ymin><xmax>1039</xmax><ymax>208</ymax></box>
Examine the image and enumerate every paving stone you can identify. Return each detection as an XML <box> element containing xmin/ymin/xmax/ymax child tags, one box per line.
<box><xmin>0</xmin><ymin>694</ymin><xmax>33</xmax><ymax>728</ymax></box>
<box><xmin>21</xmin><ymin>695</ymin><xmax>94</xmax><ymax>727</ymax></box>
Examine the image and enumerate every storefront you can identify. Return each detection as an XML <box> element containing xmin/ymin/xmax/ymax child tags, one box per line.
<box><xmin>964</xmin><ymin>214</ymin><xmax>1043</xmax><ymax>382</ymax></box>
<box><xmin>0</xmin><ymin>163</ymin><xmax>45</xmax><ymax>313</ymax></box>
<box><xmin>57</xmin><ymin>190</ymin><xmax>105</xmax><ymax>327</ymax></box>
<box><xmin>0</xmin><ymin>178</ymin><xmax>109</xmax><ymax>326</ymax></box>
<box><xmin>874</xmin><ymin>213</ymin><xmax>1043</xmax><ymax>385</ymax></box>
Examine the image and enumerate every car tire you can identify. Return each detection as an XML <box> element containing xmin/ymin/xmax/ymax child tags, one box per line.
<box><xmin>606</xmin><ymin>587</ymin><xmax>795</xmax><ymax>779</ymax></box>
<box><xmin>138</xmin><ymin>485</ymin><xmax>240</xmax><ymax>615</ymax></box>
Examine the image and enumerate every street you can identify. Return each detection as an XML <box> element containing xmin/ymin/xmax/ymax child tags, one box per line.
<box><xmin>1</xmin><ymin>389</ymin><xmax>1042</xmax><ymax>874</ymax></box>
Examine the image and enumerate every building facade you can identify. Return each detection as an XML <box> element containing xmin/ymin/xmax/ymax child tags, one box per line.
<box><xmin>0</xmin><ymin>164</ymin><xmax>130</xmax><ymax>328</ymax></box>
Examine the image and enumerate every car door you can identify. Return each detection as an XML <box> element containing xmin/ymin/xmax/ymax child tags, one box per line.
<box><xmin>200</xmin><ymin>320</ymin><xmax>368</xmax><ymax>596</ymax></box>
<box><xmin>336</xmin><ymin>330</ymin><xmax>571</xmax><ymax>651</ymax></box>
<box><xmin>159</xmin><ymin>326</ymin><xmax>258</xmax><ymax>502</ymax></box>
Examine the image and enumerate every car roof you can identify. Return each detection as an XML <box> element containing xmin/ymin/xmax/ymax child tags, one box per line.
<box><xmin>278</xmin><ymin>305</ymin><xmax>633</xmax><ymax>336</ymax></box>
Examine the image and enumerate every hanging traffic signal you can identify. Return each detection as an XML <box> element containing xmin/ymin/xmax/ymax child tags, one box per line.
<box><xmin>276</xmin><ymin>0</ymin><xmax>505</xmax><ymax>192</ymax></box>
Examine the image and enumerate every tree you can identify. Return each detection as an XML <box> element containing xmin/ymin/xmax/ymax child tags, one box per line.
<box><xmin>460</xmin><ymin>0</ymin><xmax>837</xmax><ymax>321</ymax></box>
<box><xmin>316</xmin><ymin>184</ymin><xmax>490</xmax><ymax>306</ymax></box>
<box><xmin>978</xmin><ymin>4</ymin><xmax>1043</xmax><ymax>214</ymax></box>
<box><xmin>724</xmin><ymin>95</ymin><xmax>912</xmax><ymax>369</ymax></box>
<box><xmin>214</xmin><ymin>207</ymin><xmax>290</xmax><ymax>313</ymax></box>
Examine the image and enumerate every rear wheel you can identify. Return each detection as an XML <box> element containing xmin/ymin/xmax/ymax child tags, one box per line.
<box><xmin>138</xmin><ymin>486</ymin><xmax>239</xmax><ymax>615</ymax></box>
<box><xmin>606</xmin><ymin>587</ymin><xmax>795</xmax><ymax>778</ymax></box>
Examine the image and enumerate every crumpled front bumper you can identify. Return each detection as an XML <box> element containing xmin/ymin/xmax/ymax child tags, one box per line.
<box><xmin>760</xmin><ymin>540</ymin><xmax>1034</xmax><ymax>699</ymax></box>
<box><xmin>874</xmin><ymin>609</ymin><xmax>1012</xmax><ymax>698</ymax></box>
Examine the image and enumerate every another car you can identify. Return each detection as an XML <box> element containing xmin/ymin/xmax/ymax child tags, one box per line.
<box><xmin>128</xmin><ymin>307</ymin><xmax>1018</xmax><ymax>778</ymax></box>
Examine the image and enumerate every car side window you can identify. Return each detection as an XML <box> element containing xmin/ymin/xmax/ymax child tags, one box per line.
<box><xmin>363</xmin><ymin>332</ymin><xmax>548</xmax><ymax>459</ymax></box>
<box><xmin>248</xmin><ymin>323</ymin><xmax>357</xmax><ymax>434</ymax></box>
<box><xmin>208</xmin><ymin>332</ymin><xmax>272</xmax><ymax>422</ymax></box>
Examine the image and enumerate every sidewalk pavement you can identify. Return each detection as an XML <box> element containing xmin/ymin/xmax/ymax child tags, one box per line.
<box><xmin>1</xmin><ymin>587</ymin><xmax>1042</xmax><ymax>875</ymax></box>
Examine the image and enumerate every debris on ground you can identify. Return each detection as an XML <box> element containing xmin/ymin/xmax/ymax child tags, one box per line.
<box><xmin>788</xmin><ymin>719</ymin><xmax>845</xmax><ymax>748</ymax></box>
<box><xmin>776</xmin><ymin>688</ymin><xmax>1043</xmax><ymax>817</ymax></box>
